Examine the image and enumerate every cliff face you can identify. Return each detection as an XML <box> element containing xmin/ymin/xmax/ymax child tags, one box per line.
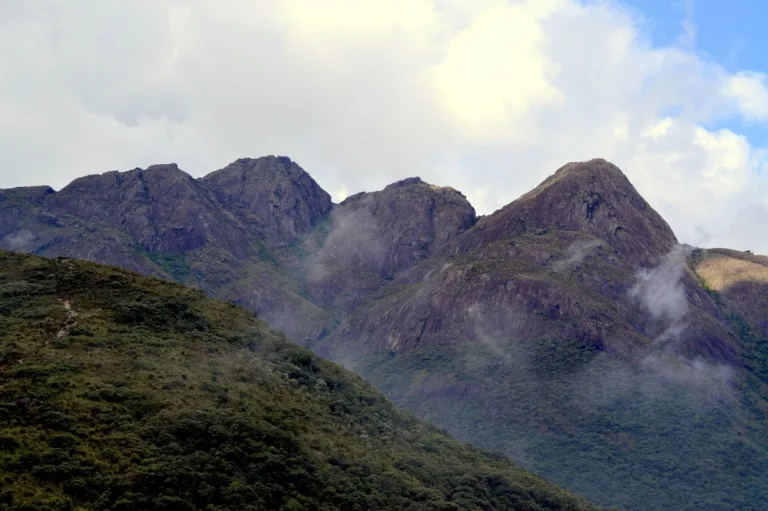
<box><xmin>0</xmin><ymin>156</ymin><xmax>742</xmax><ymax>361</ymax></box>
<box><xmin>201</xmin><ymin>156</ymin><xmax>333</xmax><ymax>245</ymax></box>
<box><xmin>0</xmin><ymin>156</ymin><xmax>337</xmax><ymax>344</ymax></box>
<box><xmin>2</xmin><ymin>156</ymin><xmax>767</xmax><ymax>510</ymax></box>
<box><xmin>48</xmin><ymin>164</ymin><xmax>247</xmax><ymax>256</ymax></box>
<box><xmin>447</xmin><ymin>159</ymin><xmax>678</xmax><ymax>265</ymax></box>
<box><xmin>305</xmin><ymin>177</ymin><xmax>476</xmax><ymax>311</ymax></box>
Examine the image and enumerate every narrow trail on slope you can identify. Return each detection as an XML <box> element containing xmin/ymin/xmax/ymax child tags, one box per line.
<box><xmin>48</xmin><ymin>299</ymin><xmax>78</xmax><ymax>347</ymax></box>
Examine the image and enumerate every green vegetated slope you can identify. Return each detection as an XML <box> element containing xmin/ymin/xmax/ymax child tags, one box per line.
<box><xmin>350</xmin><ymin>335</ymin><xmax>768</xmax><ymax>511</ymax></box>
<box><xmin>321</xmin><ymin>240</ymin><xmax>768</xmax><ymax>510</ymax></box>
<box><xmin>0</xmin><ymin>250</ymin><xmax>601</xmax><ymax>511</ymax></box>
<box><xmin>328</xmin><ymin>246</ymin><xmax>768</xmax><ymax>510</ymax></box>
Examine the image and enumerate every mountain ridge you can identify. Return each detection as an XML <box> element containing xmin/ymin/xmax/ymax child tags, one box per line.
<box><xmin>446</xmin><ymin>158</ymin><xmax>678</xmax><ymax>266</ymax></box>
<box><xmin>2</xmin><ymin>155</ymin><xmax>768</xmax><ymax>510</ymax></box>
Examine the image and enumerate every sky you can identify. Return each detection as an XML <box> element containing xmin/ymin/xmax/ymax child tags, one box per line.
<box><xmin>1</xmin><ymin>0</ymin><xmax>767</xmax><ymax>253</ymax></box>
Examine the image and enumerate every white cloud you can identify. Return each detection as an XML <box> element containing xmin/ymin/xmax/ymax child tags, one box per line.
<box><xmin>431</xmin><ymin>2</ymin><xmax>563</xmax><ymax>141</ymax></box>
<box><xmin>0</xmin><ymin>0</ymin><xmax>767</xmax><ymax>253</ymax></box>
<box><xmin>723</xmin><ymin>71</ymin><xmax>768</xmax><ymax>121</ymax></box>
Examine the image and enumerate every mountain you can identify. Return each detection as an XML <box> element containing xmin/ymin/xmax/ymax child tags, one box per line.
<box><xmin>0</xmin><ymin>156</ymin><xmax>336</xmax><ymax>344</ymax></box>
<box><xmin>0</xmin><ymin>250</ymin><xmax>600</xmax><ymax>511</ymax></box>
<box><xmin>305</xmin><ymin>176</ymin><xmax>476</xmax><ymax>311</ymax></box>
<box><xmin>201</xmin><ymin>156</ymin><xmax>333</xmax><ymax>245</ymax></box>
<box><xmin>448</xmin><ymin>159</ymin><xmax>677</xmax><ymax>265</ymax></box>
<box><xmin>2</xmin><ymin>156</ymin><xmax>768</xmax><ymax>510</ymax></box>
<box><xmin>317</xmin><ymin>160</ymin><xmax>736</xmax><ymax>364</ymax></box>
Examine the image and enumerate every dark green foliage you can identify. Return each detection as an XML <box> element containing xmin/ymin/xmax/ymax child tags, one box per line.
<box><xmin>727</xmin><ymin>312</ymin><xmax>768</xmax><ymax>386</ymax></box>
<box><xmin>0</xmin><ymin>250</ymin><xmax>598</xmax><ymax>511</ymax></box>
<box><xmin>352</xmin><ymin>335</ymin><xmax>768</xmax><ymax>511</ymax></box>
<box><xmin>136</xmin><ymin>245</ymin><xmax>193</xmax><ymax>281</ymax></box>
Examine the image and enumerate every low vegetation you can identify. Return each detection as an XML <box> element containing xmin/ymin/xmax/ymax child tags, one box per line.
<box><xmin>0</xmin><ymin>250</ymin><xmax>599</xmax><ymax>511</ymax></box>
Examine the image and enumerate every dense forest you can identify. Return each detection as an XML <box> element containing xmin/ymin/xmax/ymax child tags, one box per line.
<box><xmin>0</xmin><ymin>250</ymin><xmax>601</xmax><ymax>511</ymax></box>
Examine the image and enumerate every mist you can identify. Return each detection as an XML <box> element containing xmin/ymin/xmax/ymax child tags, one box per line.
<box><xmin>628</xmin><ymin>244</ymin><xmax>691</xmax><ymax>343</ymax></box>
<box><xmin>1</xmin><ymin>229</ymin><xmax>36</xmax><ymax>252</ymax></box>
<box><xmin>306</xmin><ymin>196</ymin><xmax>385</xmax><ymax>285</ymax></box>
<box><xmin>552</xmin><ymin>238</ymin><xmax>603</xmax><ymax>273</ymax></box>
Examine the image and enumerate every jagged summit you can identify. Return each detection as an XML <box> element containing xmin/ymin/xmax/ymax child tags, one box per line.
<box><xmin>45</xmin><ymin>162</ymin><xmax>246</xmax><ymax>256</ymax></box>
<box><xmin>307</xmin><ymin>172</ymin><xmax>476</xmax><ymax>310</ymax></box>
<box><xmin>383</xmin><ymin>176</ymin><xmax>466</xmax><ymax>196</ymax></box>
<box><xmin>243</xmin><ymin>154</ymin><xmax>293</xmax><ymax>164</ymax></box>
<box><xmin>0</xmin><ymin>185</ymin><xmax>54</xmax><ymax>203</ymax></box>
<box><xmin>209</xmin><ymin>155</ymin><xmax>299</xmax><ymax>177</ymax></box>
<box><xmin>57</xmin><ymin>162</ymin><xmax>189</xmax><ymax>189</ymax></box>
<box><xmin>142</xmin><ymin>162</ymin><xmax>182</xmax><ymax>175</ymax></box>
<box><xmin>452</xmin><ymin>158</ymin><xmax>677</xmax><ymax>265</ymax></box>
<box><xmin>201</xmin><ymin>156</ymin><xmax>332</xmax><ymax>243</ymax></box>
<box><xmin>519</xmin><ymin>158</ymin><xmax>629</xmax><ymax>201</ymax></box>
<box><xmin>385</xmin><ymin>176</ymin><xmax>425</xmax><ymax>189</ymax></box>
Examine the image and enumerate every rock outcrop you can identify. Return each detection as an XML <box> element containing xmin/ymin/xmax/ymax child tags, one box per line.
<box><xmin>201</xmin><ymin>156</ymin><xmax>332</xmax><ymax>245</ymax></box>
<box><xmin>47</xmin><ymin>163</ymin><xmax>248</xmax><ymax>256</ymax></box>
<box><xmin>448</xmin><ymin>159</ymin><xmax>678</xmax><ymax>266</ymax></box>
<box><xmin>306</xmin><ymin>176</ymin><xmax>475</xmax><ymax>310</ymax></box>
<box><xmin>0</xmin><ymin>157</ymin><xmax>337</xmax><ymax>345</ymax></box>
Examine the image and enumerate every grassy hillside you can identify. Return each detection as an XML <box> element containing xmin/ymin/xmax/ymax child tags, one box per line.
<box><xmin>0</xmin><ymin>250</ymin><xmax>600</xmax><ymax>511</ymax></box>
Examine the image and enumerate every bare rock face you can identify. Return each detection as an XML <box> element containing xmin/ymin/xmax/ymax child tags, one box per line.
<box><xmin>4</xmin><ymin>158</ymin><xmax>337</xmax><ymax>346</ymax></box>
<box><xmin>0</xmin><ymin>187</ymin><xmax>55</xmax><ymax>247</ymax></box>
<box><xmin>201</xmin><ymin>156</ymin><xmax>332</xmax><ymax>245</ymax></box>
<box><xmin>316</xmin><ymin>161</ymin><xmax>736</xmax><ymax>366</ymax></box>
<box><xmin>450</xmin><ymin>159</ymin><xmax>678</xmax><ymax>266</ymax></box>
<box><xmin>319</xmin><ymin>232</ymin><xmax>739</xmax><ymax>367</ymax></box>
<box><xmin>47</xmin><ymin>164</ymin><xmax>247</xmax><ymax>256</ymax></box>
<box><xmin>305</xmin><ymin>177</ymin><xmax>476</xmax><ymax>310</ymax></box>
<box><xmin>0</xmin><ymin>156</ymin><xmax>746</xmax><ymax>367</ymax></box>
<box><xmin>0</xmin><ymin>185</ymin><xmax>161</xmax><ymax>275</ymax></box>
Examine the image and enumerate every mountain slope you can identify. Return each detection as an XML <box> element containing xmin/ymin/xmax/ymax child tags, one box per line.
<box><xmin>0</xmin><ymin>250</ymin><xmax>600</xmax><ymax>511</ymax></box>
<box><xmin>2</xmin><ymin>156</ymin><xmax>768</xmax><ymax>510</ymax></box>
<box><xmin>310</xmin><ymin>161</ymin><xmax>767</xmax><ymax>510</ymax></box>
<box><xmin>446</xmin><ymin>159</ymin><xmax>677</xmax><ymax>266</ymax></box>
<box><xmin>694</xmin><ymin>248</ymin><xmax>768</xmax><ymax>338</ymax></box>
<box><xmin>0</xmin><ymin>156</ymin><xmax>336</xmax><ymax>345</ymax></box>
<box><xmin>306</xmin><ymin>177</ymin><xmax>476</xmax><ymax>312</ymax></box>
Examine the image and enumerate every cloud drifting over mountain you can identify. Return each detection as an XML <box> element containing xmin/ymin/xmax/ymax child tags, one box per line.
<box><xmin>1</xmin><ymin>0</ymin><xmax>767</xmax><ymax>252</ymax></box>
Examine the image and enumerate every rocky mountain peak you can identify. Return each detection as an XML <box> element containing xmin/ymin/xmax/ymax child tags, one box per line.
<box><xmin>518</xmin><ymin>158</ymin><xmax>639</xmax><ymax>203</ymax></box>
<box><xmin>142</xmin><ymin>162</ymin><xmax>183</xmax><ymax>176</ymax></box>
<box><xmin>201</xmin><ymin>156</ymin><xmax>332</xmax><ymax>244</ymax></box>
<box><xmin>306</xmin><ymin>175</ymin><xmax>476</xmax><ymax>310</ymax></box>
<box><xmin>45</xmin><ymin>164</ymin><xmax>247</xmax><ymax>256</ymax></box>
<box><xmin>453</xmin><ymin>159</ymin><xmax>677</xmax><ymax>265</ymax></box>
<box><xmin>228</xmin><ymin>155</ymin><xmax>300</xmax><ymax>175</ymax></box>
<box><xmin>385</xmin><ymin>176</ymin><xmax>425</xmax><ymax>189</ymax></box>
<box><xmin>0</xmin><ymin>185</ymin><xmax>55</xmax><ymax>204</ymax></box>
